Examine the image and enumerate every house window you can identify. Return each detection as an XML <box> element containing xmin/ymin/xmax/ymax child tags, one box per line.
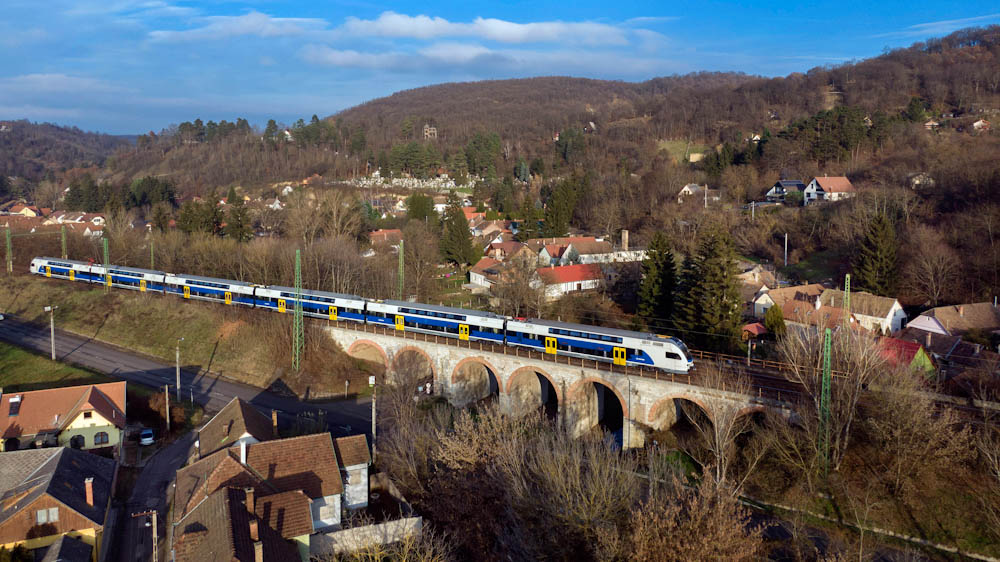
<box><xmin>94</xmin><ymin>432</ymin><xmax>109</xmax><ymax>445</ymax></box>
<box><xmin>83</xmin><ymin>412</ymin><xmax>92</xmax><ymax>419</ymax></box>
<box><xmin>36</xmin><ymin>508</ymin><xmax>57</xmax><ymax>524</ymax></box>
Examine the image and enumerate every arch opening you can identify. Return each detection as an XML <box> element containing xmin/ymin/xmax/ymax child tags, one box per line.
<box><xmin>570</xmin><ymin>380</ymin><xmax>625</xmax><ymax>445</ymax></box>
<box><xmin>451</xmin><ymin>359</ymin><xmax>500</xmax><ymax>407</ymax></box>
<box><xmin>3</xmin><ymin>438</ymin><xmax>19</xmax><ymax>451</ymax></box>
<box><xmin>507</xmin><ymin>369</ymin><xmax>558</xmax><ymax>419</ymax></box>
<box><xmin>347</xmin><ymin>340</ymin><xmax>388</xmax><ymax>370</ymax></box>
<box><xmin>648</xmin><ymin>397</ymin><xmax>713</xmax><ymax>449</ymax></box>
<box><xmin>391</xmin><ymin>348</ymin><xmax>434</xmax><ymax>385</ymax></box>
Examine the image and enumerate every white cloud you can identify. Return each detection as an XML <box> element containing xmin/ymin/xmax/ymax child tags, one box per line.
<box><xmin>624</xmin><ymin>16</ymin><xmax>678</xmax><ymax>26</ymax></box>
<box><xmin>417</xmin><ymin>42</ymin><xmax>494</xmax><ymax>64</ymax></box>
<box><xmin>874</xmin><ymin>13</ymin><xmax>1000</xmax><ymax>38</ymax></box>
<box><xmin>150</xmin><ymin>10</ymin><xmax>328</xmax><ymax>41</ymax></box>
<box><xmin>300</xmin><ymin>45</ymin><xmax>407</xmax><ymax>69</ymax></box>
<box><xmin>0</xmin><ymin>27</ymin><xmax>47</xmax><ymax>47</ymax></box>
<box><xmin>0</xmin><ymin>73</ymin><xmax>121</xmax><ymax>94</ymax></box>
<box><xmin>340</xmin><ymin>11</ymin><xmax>630</xmax><ymax>45</ymax></box>
<box><xmin>64</xmin><ymin>0</ymin><xmax>196</xmax><ymax>18</ymax></box>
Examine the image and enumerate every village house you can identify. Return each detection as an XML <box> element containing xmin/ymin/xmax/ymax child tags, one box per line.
<box><xmin>905</xmin><ymin>302</ymin><xmax>1000</xmax><ymax>338</ymax></box>
<box><xmin>782</xmin><ymin>299</ymin><xmax>860</xmax><ymax>336</ymax></box>
<box><xmin>484</xmin><ymin>241</ymin><xmax>526</xmax><ymax>262</ymax></box>
<box><xmin>817</xmin><ymin>289</ymin><xmax>906</xmax><ymax>334</ymax></box>
<box><xmin>536</xmin><ymin>264</ymin><xmax>603</xmax><ymax>300</ymax></box>
<box><xmin>896</xmin><ymin>326</ymin><xmax>998</xmax><ymax>378</ymax></box>
<box><xmin>0</xmin><ymin>382</ymin><xmax>127</xmax><ymax>454</ymax></box>
<box><xmin>8</xmin><ymin>205</ymin><xmax>48</xmax><ymax>218</ymax></box>
<box><xmin>333</xmin><ymin>435</ymin><xmax>371</xmax><ymax>511</ymax></box>
<box><xmin>878</xmin><ymin>337</ymin><xmax>936</xmax><ymax>375</ymax></box>
<box><xmin>764</xmin><ymin>180</ymin><xmax>807</xmax><ymax>202</ymax></box>
<box><xmin>676</xmin><ymin>183</ymin><xmax>721</xmax><ymax>204</ymax></box>
<box><xmin>368</xmin><ymin>229</ymin><xmax>403</xmax><ymax>247</ymax></box>
<box><xmin>752</xmin><ymin>283</ymin><xmax>826</xmax><ymax>318</ymax></box>
<box><xmin>195</xmin><ymin>397</ymin><xmax>274</xmax><ymax>459</ymax></box>
<box><xmin>973</xmin><ymin>119</ymin><xmax>991</xmax><ymax>132</ymax></box>
<box><xmin>173</xmin><ymin>433</ymin><xmax>364</xmax><ymax>560</ymax></box>
<box><xmin>924</xmin><ymin>119</ymin><xmax>940</xmax><ymax>130</ymax></box>
<box><xmin>0</xmin><ymin>447</ymin><xmax>117</xmax><ymax>561</ymax></box>
<box><xmin>804</xmin><ymin>176</ymin><xmax>855</xmax><ymax>204</ymax></box>
<box><xmin>469</xmin><ymin>257</ymin><xmax>503</xmax><ymax>290</ymax></box>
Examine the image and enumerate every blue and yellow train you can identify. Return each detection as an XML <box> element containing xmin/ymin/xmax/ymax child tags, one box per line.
<box><xmin>30</xmin><ymin>256</ymin><xmax>693</xmax><ymax>373</ymax></box>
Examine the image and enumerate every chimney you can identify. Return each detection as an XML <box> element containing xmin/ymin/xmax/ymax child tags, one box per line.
<box><xmin>245</xmin><ymin>487</ymin><xmax>255</xmax><ymax>512</ymax></box>
<box><xmin>959</xmin><ymin>305</ymin><xmax>965</xmax><ymax>317</ymax></box>
<box><xmin>85</xmin><ymin>477</ymin><xmax>94</xmax><ymax>507</ymax></box>
<box><xmin>925</xmin><ymin>331</ymin><xmax>932</xmax><ymax>349</ymax></box>
<box><xmin>621</xmin><ymin>229</ymin><xmax>629</xmax><ymax>252</ymax></box>
<box><xmin>240</xmin><ymin>440</ymin><xmax>247</xmax><ymax>464</ymax></box>
<box><xmin>814</xmin><ymin>297</ymin><xmax>822</xmax><ymax>311</ymax></box>
<box><xmin>253</xmin><ymin>541</ymin><xmax>264</xmax><ymax>562</ymax></box>
<box><xmin>271</xmin><ymin>409</ymin><xmax>278</xmax><ymax>438</ymax></box>
<box><xmin>249</xmin><ymin>518</ymin><xmax>259</xmax><ymax>542</ymax></box>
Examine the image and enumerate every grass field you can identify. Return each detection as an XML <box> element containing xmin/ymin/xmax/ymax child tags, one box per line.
<box><xmin>657</xmin><ymin>139</ymin><xmax>709</xmax><ymax>162</ymax></box>
<box><xmin>779</xmin><ymin>249</ymin><xmax>846</xmax><ymax>283</ymax></box>
<box><xmin>0</xmin><ymin>341</ymin><xmax>110</xmax><ymax>391</ymax></box>
<box><xmin>0</xmin><ymin>274</ymin><xmax>373</xmax><ymax>398</ymax></box>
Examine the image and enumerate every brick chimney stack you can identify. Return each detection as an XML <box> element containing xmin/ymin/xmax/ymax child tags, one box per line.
<box><xmin>85</xmin><ymin>477</ymin><xmax>94</xmax><ymax>507</ymax></box>
<box><xmin>621</xmin><ymin>229</ymin><xmax>629</xmax><ymax>252</ymax></box>
<box><xmin>925</xmin><ymin>331</ymin><xmax>932</xmax><ymax>349</ymax></box>
<box><xmin>245</xmin><ymin>487</ymin><xmax>255</xmax><ymax>512</ymax></box>
<box><xmin>959</xmin><ymin>305</ymin><xmax>965</xmax><ymax>317</ymax></box>
<box><xmin>249</xmin><ymin>518</ymin><xmax>259</xmax><ymax>542</ymax></box>
<box><xmin>254</xmin><ymin>541</ymin><xmax>264</xmax><ymax>562</ymax></box>
<box><xmin>271</xmin><ymin>409</ymin><xmax>278</xmax><ymax>438</ymax></box>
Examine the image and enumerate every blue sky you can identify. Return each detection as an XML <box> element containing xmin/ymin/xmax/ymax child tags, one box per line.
<box><xmin>1</xmin><ymin>1</ymin><xmax>998</xmax><ymax>134</ymax></box>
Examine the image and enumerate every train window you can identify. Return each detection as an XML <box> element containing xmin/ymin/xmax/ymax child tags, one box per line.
<box><xmin>665</xmin><ymin>352</ymin><xmax>681</xmax><ymax>360</ymax></box>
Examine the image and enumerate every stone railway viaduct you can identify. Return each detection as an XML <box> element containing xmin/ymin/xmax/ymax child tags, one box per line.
<box><xmin>326</xmin><ymin>323</ymin><xmax>788</xmax><ymax>448</ymax></box>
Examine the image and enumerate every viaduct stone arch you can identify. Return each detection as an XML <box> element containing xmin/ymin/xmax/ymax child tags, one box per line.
<box><xmin>450</xmin><ymin>356</ymin><xmax>502</xmax><ymax>407</ymax></box>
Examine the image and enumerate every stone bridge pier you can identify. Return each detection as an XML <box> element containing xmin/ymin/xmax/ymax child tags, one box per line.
<box><xmin>328</xmin><ymin>326</ymin><xmax>775</xmax><ymax>448</ymax></box>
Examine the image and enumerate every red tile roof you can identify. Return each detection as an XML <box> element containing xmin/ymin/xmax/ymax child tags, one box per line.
<box><xmin>813</xmin><ymin>176</ymin><xmax>854</xmax><ymax>193</ymax></box>
<box><xmin>369</xmin><ymin>229</ymin><xmax>402</xmax><ymax>244</ymax></box>
<box><xmin>536</xmin><ymin>264</ymin><xmax>603</xmax><ymax>285</ymax></box>
<box><xmin>879</xmin><ymin>337</ymin><xmax>925</xmax><ymax>368</ymax></box>
<box><xmin>0</xmin><ymin>382</ymin><xmax>127</xmax><ymax>440</ymax></box>
<box><xmin>462</xmin><ymin>207</ymin><xmax>486</xmax><ymax>222</ymax></box>
<box><xmin>743</xmin><ymin>322</ymin><xmax>768</xmax><ymax>336</ymax></box>
<box><xmin>255</xmin><ymin>490</ymin><xmax>313</xmax><ymax>539</ymax></box>
<box><xmin>334</xmin><ymin>434</ymin><xmax>370</xmax><ymax>468</ymax></box>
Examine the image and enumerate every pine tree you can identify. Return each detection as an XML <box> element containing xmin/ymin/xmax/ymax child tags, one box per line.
<box><xmin>853</xmin><ymin>213</ymin><xmax>899</xmax><ymax>296</ymax></box>
<box><xmin>226</xmin><ymin>185</ymin><xmax>238</xmax><ymax>205</ymax></box>
<box><xmin>675</xmin><ymin>230</ymin><xmax>743</xmax><ymax>352</ymax></box>
<box><xmin>440</xmin><ymin>202</ymin><xmax>477</xmax><ymax>265</ymax></box>
<box><xmin>638</xmin><ymin>232</ymin><xmax>677</xmax><ymax>332</ymax></box>
<box><xmin>763</xmin><ymin>304</ymin><xmax>787</xmax><ymax>338</ymax></box>
<box><xmin>224</xmin><ymin>200</ymin><xmax>253</xmax><ymax>242</ymax></box>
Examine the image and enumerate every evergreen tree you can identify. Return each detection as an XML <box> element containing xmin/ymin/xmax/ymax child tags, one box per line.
<box><xmin>440</xmin><ymin>200</ymin><xmax>477</xmax><ymax>265</ymax></box>
<box><xmin>542</xmin><ymin>176</ymin><xmax>579</xmax><ymax>237</ymax></box>
<box><xmin>675</xmin><ymin>229</ymin><xmax>743</xmax><ymax>352</ymax></box>
<box><xmin>763</xmin><ymin>304</ymin><xmax>787</xmax><ymax>339</ymax></box>
<box><xmin>150</xmin><ymin>202</ymin><xmax>172</xmax><ymax>232</ymax></box>
<box><xmin>226</xmin><ymin>185</ymin><xmax>238</xmax><ymax>205</ymax></box>
<box><xmin>224</xmin><ymin>200</ymin><xmax>253</xmax><ymax>242</ymax></box>
<box><xmin>853</xmin><ymin>213</ymin><xmax>899</xmax><ymax>296</ymax></box>
<box><xmin>263</xmin><ymin>119</ymin><xmax>278</xmax><ymax>145</ymax></box>
<box><xmin>405</xmin><ymin>193</ymin><xmax>436</xmax><ymax>223</ymax></box>
<box><xmin>638</xmin><ymin>232</ymin><xmax>677</xmax><ymax>332</ymax></box>
<box><xmin>515</xmin><ymin>197</ymin><xmax>542</xmax><ymax>242</ymax></box>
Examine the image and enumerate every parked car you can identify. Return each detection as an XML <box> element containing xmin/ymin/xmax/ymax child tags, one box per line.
<box><xmin>139</xmin><ymin>428</ymin><xmax>155</xmax><ymax>446</ymax></box>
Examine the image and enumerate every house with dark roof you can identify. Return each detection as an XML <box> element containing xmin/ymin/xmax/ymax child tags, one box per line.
<box><xmin>0</xmin><ymin>382</ymin><xmax>127</xmax><ymax>453</ymax></box>
<box><xmin>196</xmin><ymin>397</ymin><xmax>274</xmax><ymax>459</ymax></box>
<box><xmin>333</xmin><ymin>435</ymin><xmax>370</xmax><ymax>511</ymax></box>
<box><xmin>764</xmin><ymin>179</ymin><xmax>807</xmax><ymax>202</ymax></box>
<box><xmin>782</xmin><ymin>300</ymin><xmax>860</xmax><ymax>335</ymax></box>
<box><xmin>896</xmin><ymin>327</ymin><xmax>998</xmax><ymax>378</ymax></box>
<box><xmin>0</xmin><ymin>447</ymin><xmax>116</xmax><ymax>561</ymax></box>
<box><xmin>804</xmin><ymin>176</ymin><xmax>855</xmax><ymax>204</ymax></box>
<box><xmin>878</xmin><ymin>337</ymin><xmax>935</xmax><ymax>375</ymax></box>
<box><xmin>753</xmin><ymin>283</ymin><xmax>826</xmax><ymax>318</ymax></box>
<box><xmin>818</xmin><ymin>289</ymin><xmax>906</xmax><ymax>334</ymax></box>
<box><xmin>172</xmin><ymin>433</ymin><xmax>366</xmax><ymax>560</ymax></box>
<box><xmin>906</xmin><ymin>302</ymin><xmax>1000</xmax><ymax>338</ymax></box>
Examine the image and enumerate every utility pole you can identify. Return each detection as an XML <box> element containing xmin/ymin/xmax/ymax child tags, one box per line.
<box><xmin>751</xmin><ymin>201</ymin><xmax>755</xmax><ymax>221</ymax></box>
<box><xmin>293</xmin><ymin>249</ymin><xmax>304</xmax><ymax>371</ymax></box>
<box><xmin>150</xmin><ymin>239</ymin><xmax>155</xmax><ymax>270</ymax></box>
<box><xmin>820</xmin><ymin>328</ymin><xmax>832</xmax><ymax>475</ymax></box>
<box><xmin>175</xmin><ymin>337</ymin><xmax>184</xmax><ymax>402</ymax></box>
<box><xmin>704</xmin><ymin>185</ymin><xmax>708</xmax><ymax>209</ymax></box>
<box><xmin>164</xmin><ymin>384</ymin><xmax>170</xmax><ymax>434</ymax></box>
<box><xmin>626</xmin><ymin>375</ymin><xmax>632</xmax><ymax>449</ymax></box>
<box><xmin>5</xmin><ymin>228</ymin><xmax>12</xmax><ymax>274</ymax></box>
<box><xmin>102</xmin><ymin>237</ymin><xmax>110</xmax><ymax>293</ymax></box>
<box><xmin>397</xmin><ymin>239</ymin><xmax>404</xmax><ymax>300</ymax></box>
<box><xmin>843</xmin><ymin>273</ymin><xmax>851</xmax><ymax>324</ymax></box>
<box><xmin>370</xmin><ymin>375</ymin><xmax>377</xmax><ymax>463</ymax></box>
<box><xmin>133</xmin><ymin>510</ymin><xmax>158</xmax><ymax>562</ymax></box>
<box><xmin>783</xmin><ymin>233</ymin><xmax>788</xmax><ymax>267</ymax></box>
<box><xmin>44</xmin><ymin>306</ymin><xmax>58</xmax><ymax>360</ymax></box>
<box><xmin>60</xmin><ymin>225</ymin><xmax>67</xmax><ymax>260</ymax></box>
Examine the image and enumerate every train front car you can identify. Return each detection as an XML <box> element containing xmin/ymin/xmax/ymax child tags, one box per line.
<box><xmin>163</xmin><ymin>273</ymin><xmax>255</xmax><ymax>306</ymax></box>
<box><xmin>256</xmin><ymin>285</ymin><xmax>366</xmax><ymax>322</ymax></box>
<box><xmin>507</xmin><ymin>318</ymin><xmax>692</xmax><ymax>374</ymax></box>
<box><xmin>366</xmin><ymin>300</ymin><xmax>505</xmax><ymax>343</ymax></box>
<box><xmin>31</xmin><ymin>257</ymin><xmax>95</xmax><ymax>283</ymax></box>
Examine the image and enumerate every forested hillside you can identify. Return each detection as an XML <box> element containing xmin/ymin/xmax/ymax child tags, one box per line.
<box><xmin>0</xmin><ymin>120</ymin><xmax>128</xmax><ymax>181</ymax></box>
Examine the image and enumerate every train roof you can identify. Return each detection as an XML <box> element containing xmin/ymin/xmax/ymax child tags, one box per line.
<box><xmin>166</xmin><ymin>272</ymin><xmax>253</xmax><ymax>287</ymax></box>
<box><xmin>102</xmin><ymin>264</ymin><xmax>166</xmax><ymax>276</ymax></box>
<box><xmin>513</xmin><ymin>318</ymin><xmax>674</xmax><ymax>342</ymax></box>
<box><xmin>378</xmin><ymin>299</ymin><xmax>502</xmax><ymax>319</ymax></box>
<box><xmin>264</xmin><ymin>285</ymin><xmax>365</xmax><ymax>301</ymax></box>
<box><xmin>36</xmin><ymin>257</ymin><xmax>91</xmax><ymax>266</ymax></box>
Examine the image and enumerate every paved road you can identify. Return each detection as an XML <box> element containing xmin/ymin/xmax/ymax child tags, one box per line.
<box><xmin>0</xmin><ymin>315</ymin><xmax>372</xmax><ymax>428</ymax></box>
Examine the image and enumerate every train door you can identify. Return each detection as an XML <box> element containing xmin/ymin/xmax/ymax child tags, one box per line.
<box><xmin>278</xmin><ymin>298</ymin><xmax>286</xmax><ymax>313</ymax></box>
<box><xmin>394</xmin><ymin>315</ymin><xmax>404</xmax><ymax>331</ymax></box>
<box><xmin>613</xmin><ymin>347</ymin><xmax>627</xmax><ymax>366</ymax></box>
<box><xmin>545</xmin><ymin>336</ymin><xmax>557</xmax><ymax>354</ymax></box>
<box><xmin>45</xmin><ymin>266</ymin><xmax>51</xmax><ymax>278</ymax></box>
<box><xmin>459</xmin><ymin>324</ymin><xmax>469</xmax><ymax>341</ymax></box>
<box><xmin>106</xmin><ymin>273</ymin><xmax>112</xmax><ymax>287</ymax></box>
<box><xmin>140</xmin><ymin>280</ymin><xmax>147</xmax><ymax>292</ymax></box>
<box><xmin>183</xmin><ymin>286</ymin><xmax>190</xmax><ymax>299</ymax></box>
<box><xmin>224</xmin><ymin>291</ymin><xmax>232</xmax><ymax>305</ymax></box>
<box><xmin>329</xmin><ymin>306</ymin><xmax>338</xmax><ymax>321</ymax></box>
<box><xmin>68</xmin><ymin>270</ymin><xmax>75</xmax><ymax>281</ymax></box>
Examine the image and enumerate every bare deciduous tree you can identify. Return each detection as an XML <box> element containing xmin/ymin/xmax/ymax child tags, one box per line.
<box><xmin>900</xmin><ymin>224</ymin><xmax>960</xmax><ymax>305</ymax></box>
